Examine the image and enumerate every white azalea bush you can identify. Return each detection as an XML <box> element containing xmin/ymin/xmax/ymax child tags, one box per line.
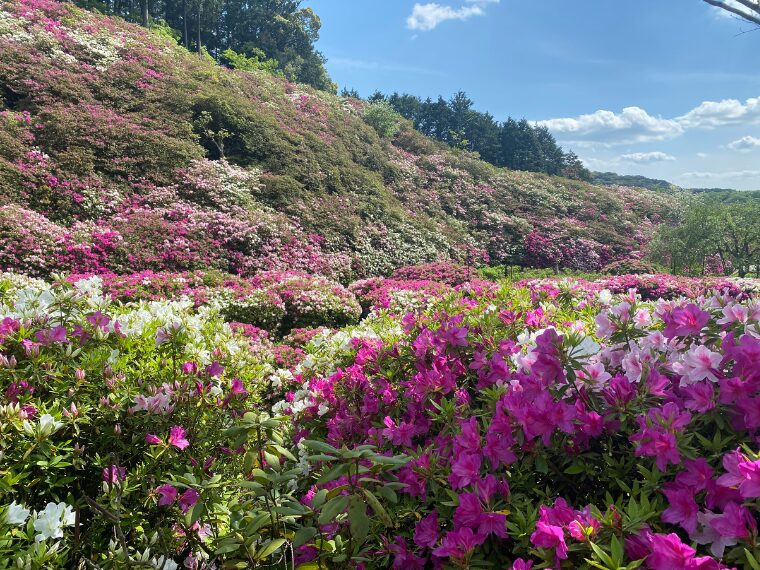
<box><xmin>0</xmin><ymin>273</ymin><xmax>297</xmax><ymax>568</ymax></box>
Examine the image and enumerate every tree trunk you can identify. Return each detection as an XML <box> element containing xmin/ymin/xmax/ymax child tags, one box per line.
<box><xmin>183</xmin><ymin>0</ymin><xmax>188</xmax><ymax>49</ymax></box>
<box><xmin>141</xmin><ymin>0</ymin><xmax>148</xmax><ymax>27</ymax></box>
<box><xmin>196</xmin><ymin>2</ymin><xmax>202</xmax><ymax>55</ymax></box>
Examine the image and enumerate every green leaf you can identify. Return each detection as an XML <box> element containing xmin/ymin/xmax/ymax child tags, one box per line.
<box><xmin>348</xmin><ymin>495</ymin><xmax>369</xmax><ymax>547</ymax></box>
<box><xmin>255</xmin><ymin>538</ymin><xmax>286</xmax><ymax>561</ymax></box>
<box><xmin>316</xmin><ymin>463</ymin><xmax>350</xmax><ymax>485</ymax></box>
<box><xmin>301</xmin><ymin>440</ymin><xmax>339</xmax><ymax>455</ymax></box>
<box><xmin>214</xmin><ymin>542</ymin><xmax>241</xmax><ymax>555</ymax></box>
<box><xmin>745</xmin><ymin>549</ymin><xmax>760</xmax><ymax>570</ymax></box>
<box><xmin>362</xmin><ymin>489</ymin><xmax>392</xmax><ymax>527</ymax></box>
<box><xmin>318</xmin><ymin>495</ymin><xmax>348</xmax><ymax>525</ymax></box>
<box><xmin>293</xmin><ymin>526</ymin><xmax>318</xmax><ymax>548</ymax></box>
<box><xmin>377</xmin><ymin>485</ymin><xmax>398</xmax><ymax>504</ymax></box>
<box><xmin>589</xmin><ymin>542</ymin><xmax>615</xmax><ymax>568</ymax></box>
<box><xmin>610</xmin><ymin>534</ymin><xmax>624</xmax><ymax>565</ymax></box>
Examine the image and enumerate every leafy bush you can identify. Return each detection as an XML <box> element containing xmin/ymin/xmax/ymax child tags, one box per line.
<box><xmin>363</xmin><ymin>100</ymin><xmax>400</xmax><ymax>139</ymax></box>
<box><xmin>3</xmin><ymin>271</ymin><xmax>760</xmax><ymax>568</ymax></box>
<box><xmin>219</xmin><ymin>288</ymin><xmax>286</xmax><ymax>331</ymax></box>
<box><xmin>259</xmin><ymin>271</ymin><xmax>362</xmax><ymax>331</ymax></box>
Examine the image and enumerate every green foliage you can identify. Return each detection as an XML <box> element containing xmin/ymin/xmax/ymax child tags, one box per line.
<box><xmin>363</xmin><ymin>101</ymin><xmax>400</xmax><ymax>139</ymax></box>
<box><xmin>71</xmin><ymin>0</ymin><xmax>334</xmax><ymax>91</ymax></box>
<box><xmin>149</xmin><ymin>18</ymin><xmax>181</xmax><ymax>42</ymax></box>
<box><xmin>221</xmin><ymin>48</ymin><xmax>279</xmax><ymax>75</ymax></box>
<box><xmin>649</xmin><ymin>194</ymin><xmax>760</xmax><ymax>277</ymax></box>
<box><xmin>602</xmin><ymin>258</ymin><xmax>659</xmax><ymax>275</ymax></box>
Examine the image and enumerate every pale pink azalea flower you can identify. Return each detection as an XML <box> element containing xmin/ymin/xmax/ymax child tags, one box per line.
<box><xmin>595</xmin><ymin>312</ymin><xmax>614</xmax><ymax>338</ymax></box>
<box><xmin>692</xmin><ymin>510</ymin><xmax>737</xmax><ymax>558</ymax></box>
<box><xmin>579</xmin><ymin>362</ymin><xmax>612</xmax><ymax>390</ymax></box>
<box><xmin>633</xmin><ymin>308</ymin><xmax>652</xmax><ymax>329</ymax></box>
<box><xmin>610</xmin><ymin>301</ymin><xmax>631</xmax><ymax>322</ymax></box>
<box><xmin>640</xmin><ymin>330</ymin><xmax>668</xmax><ymax>352</ymax></box>
<box><xmin>678</xmin><ymin>345</ymin><xmax>722</xmax><ymax>385</ymax></box>
<box><xmin>717</xmin><ymin>303</ymin><xmax>749</xmax><ymax>326</ymax></box>
<box><xmin>622</xmin><ymin>345</ymin><xmax>652</xmax><ymax>383</ymax></box>
<box><xmin>747</xmin><ymin>300</ymin><xmax>760</xmax><ymax>322</ymax></box>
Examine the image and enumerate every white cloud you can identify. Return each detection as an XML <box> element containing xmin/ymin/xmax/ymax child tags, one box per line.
<box><xmin>682</xmin><ymin>169</ymin><xmax>760</xmax><ymax>179</ymax></box>
<box><xmin>537</xmin><ymin>95</ymin><xmax>760</xmax><ymax>147</ymax></box>
<box><xmin>676</xmin><ymin>96</ymin><xmax>760</xmax><ymax>128</ymax></box>
<box><xmin>536</xmin><ymin>107</ymin><xmax>683</xmax><ymax>145</ymax></box>
<box><xmin>406</xmin><ymin>1</ymin><xmax>498</xmax><ymax>31</ymax></box>
<box><xmin>727</xmin><ymin>135</ymin><xmax>760</xmax><ymax>151</ymax></box>
<box><xmin>619</xmin><ymin>151</ymin><xmax>676</xmax><ymax>163</ymax></box>
<box><xmin>696</xmin><ymin>152</ymin><xmax>709</xmax><ymax>158</ymax></box>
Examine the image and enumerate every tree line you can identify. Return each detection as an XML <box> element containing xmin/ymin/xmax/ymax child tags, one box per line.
<box><xmin>354</xmin><ymin>90</ymin><xmax>591</xmax><ymax>180</ymax></box>
<box><xmin>73</xmin><ymin>0</ymin><xmax>335</xmax><ymax>91</ymax></box>
<box><xmin>649</xmin><ymin>194</ymin><xmax>760</xmax><ymax>277</ymax></box>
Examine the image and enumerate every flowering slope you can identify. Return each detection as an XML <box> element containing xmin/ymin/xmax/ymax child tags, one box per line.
<box><xmin>0</xmin><ymin>0</ymin><xmax>677</xmax><ymax>279</ymax></box>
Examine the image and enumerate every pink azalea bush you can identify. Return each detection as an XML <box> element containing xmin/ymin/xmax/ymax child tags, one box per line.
<box><xmin>391</xmin><ymin>262</ymin><xmax>475</xmax><ymax>286</ymax></box>
<box><xmin>67</xmin><ymin>270</ymin><xmax>362</xmax><ymax>335</ymax></box>
<box><xmin>273</xmin><ymin>278</ymin><xmax>760</xmax><ymax>569</ymax></box>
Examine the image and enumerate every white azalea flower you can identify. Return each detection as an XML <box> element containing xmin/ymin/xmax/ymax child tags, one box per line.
<box><xmin>597</xmin><ymin>289</ymin><xmax>613</xmax><ymax>304</ymax></box>
<box><xmin>37</xmin><ymin>414</ymin><xmax>64</xmax><ymax>437</ymax></box>
<box><xmin>567</xmin><ymin>336</ymin><xmax>600</xmax><ymax>362</ymax></box>
<box><xmin>33</xmin><ymin>502</ymin><xmax>75</xmax><ymax>542</ymax></box>
<box><xmin>4</xmin><ymin>501</ymin><xmax>30</xmax><ymax>526</ymax></box>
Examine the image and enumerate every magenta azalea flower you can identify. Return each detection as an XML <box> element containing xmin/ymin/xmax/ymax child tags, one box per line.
<box><xmin>168</xmin><ymin>425</ymin><xmax>189</xmax><ymax>450</ymax></box>
<box><xmin>530</xmin><ymin>522</ymin><xmax>567</xmax><ymax>562</ymax></box>
<box><xmin>145</xmin><ymin>433</ymin><xmax>162</xmax><ymax>445</ymax></box>
<box><xmin>156</xmin><ymin>484</ymin><xmax>177</xmax><ymax>506</ymax></box>
<box><xmin>662</xmin><ymin>484</ymin><xmax>699</xmax><ymax>534</ymax></box>
<box><xmin>432</xmin><ymin>527</ymin><xmax>485</xmax><ymax>561</ymax></box>
<box><xmin>646</xmin><ymin>533</ymin><xmax>696</xmax><ymax>570</ymax></box>
<box><xmin>449</xmin><ymin>452</ymin><xmax>482</xmax><ymax>489</ymax></box>
<box><xmin>179</xmin><ymin>488</ymin><xmax>199</xmax><ymax>513</ymax></box>
<box><xmin>663</xmin><ymin>304</ymin><xmax>710</xmax><ymax>338</ymax></box>
<box><xmin>413</xmin><ymin>511</ymin><xmax>439</xmax><ymax>549</ymax></box>
<box><xmin>102</xmin><ymin>464</ymin><xmax>126</xmax><ymax>484</ymax></box>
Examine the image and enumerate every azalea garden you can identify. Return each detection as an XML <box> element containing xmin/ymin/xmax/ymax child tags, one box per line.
<box><xmin>2</xmin><ymin>0</ymin><xmax>760</xmax><ymax>568</ymax></box>
<box><xmin>2</xmin><ymin>266</ymin><xmax>760</xmax><ymax>569</ymax></box>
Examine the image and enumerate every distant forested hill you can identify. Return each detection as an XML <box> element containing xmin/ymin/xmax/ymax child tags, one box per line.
<box><xmin>592</xmin><ymin>172</ymin><xmax>680</xmax><ymax>192</ymax></box>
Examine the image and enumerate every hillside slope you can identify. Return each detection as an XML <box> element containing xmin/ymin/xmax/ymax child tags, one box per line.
<box><xmin>0</xmin><ymin>0</ymin><xmax>678</xmax><ymax>280</ymax></box>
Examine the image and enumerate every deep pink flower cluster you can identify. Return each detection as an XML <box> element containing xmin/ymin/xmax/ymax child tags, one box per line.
<box><xmin>282</xmin><ymin>282</ymin><xmax>760</xmax><ymax>568</ymax></box>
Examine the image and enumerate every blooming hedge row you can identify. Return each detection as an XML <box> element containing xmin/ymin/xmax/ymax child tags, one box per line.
<box><xmin>67</xmin><ymin>270</ymin><xmax>362</xmax><ymax>336</ymax></box>
<box><xmin>2</xmin><ymin>270</ymin><xmax>760</xmax><ymax>568</ymax></box>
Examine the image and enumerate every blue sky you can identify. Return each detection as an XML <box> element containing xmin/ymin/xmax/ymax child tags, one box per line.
<box><xmin>305</xmin><ymin>0</ymin><xmax>760</xmax><ymax>189</ymax></box>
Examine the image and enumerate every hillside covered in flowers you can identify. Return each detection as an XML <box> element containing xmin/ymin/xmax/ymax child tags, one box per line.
<box><xmin>0</xmin><ymin>0</ymin><xmax>678</xmax><ymax>281</ymax></box>
<box><xmin>6</xmin><ymin>1</ymin><xmax>760</xmax><ymax>569</ymax></box>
